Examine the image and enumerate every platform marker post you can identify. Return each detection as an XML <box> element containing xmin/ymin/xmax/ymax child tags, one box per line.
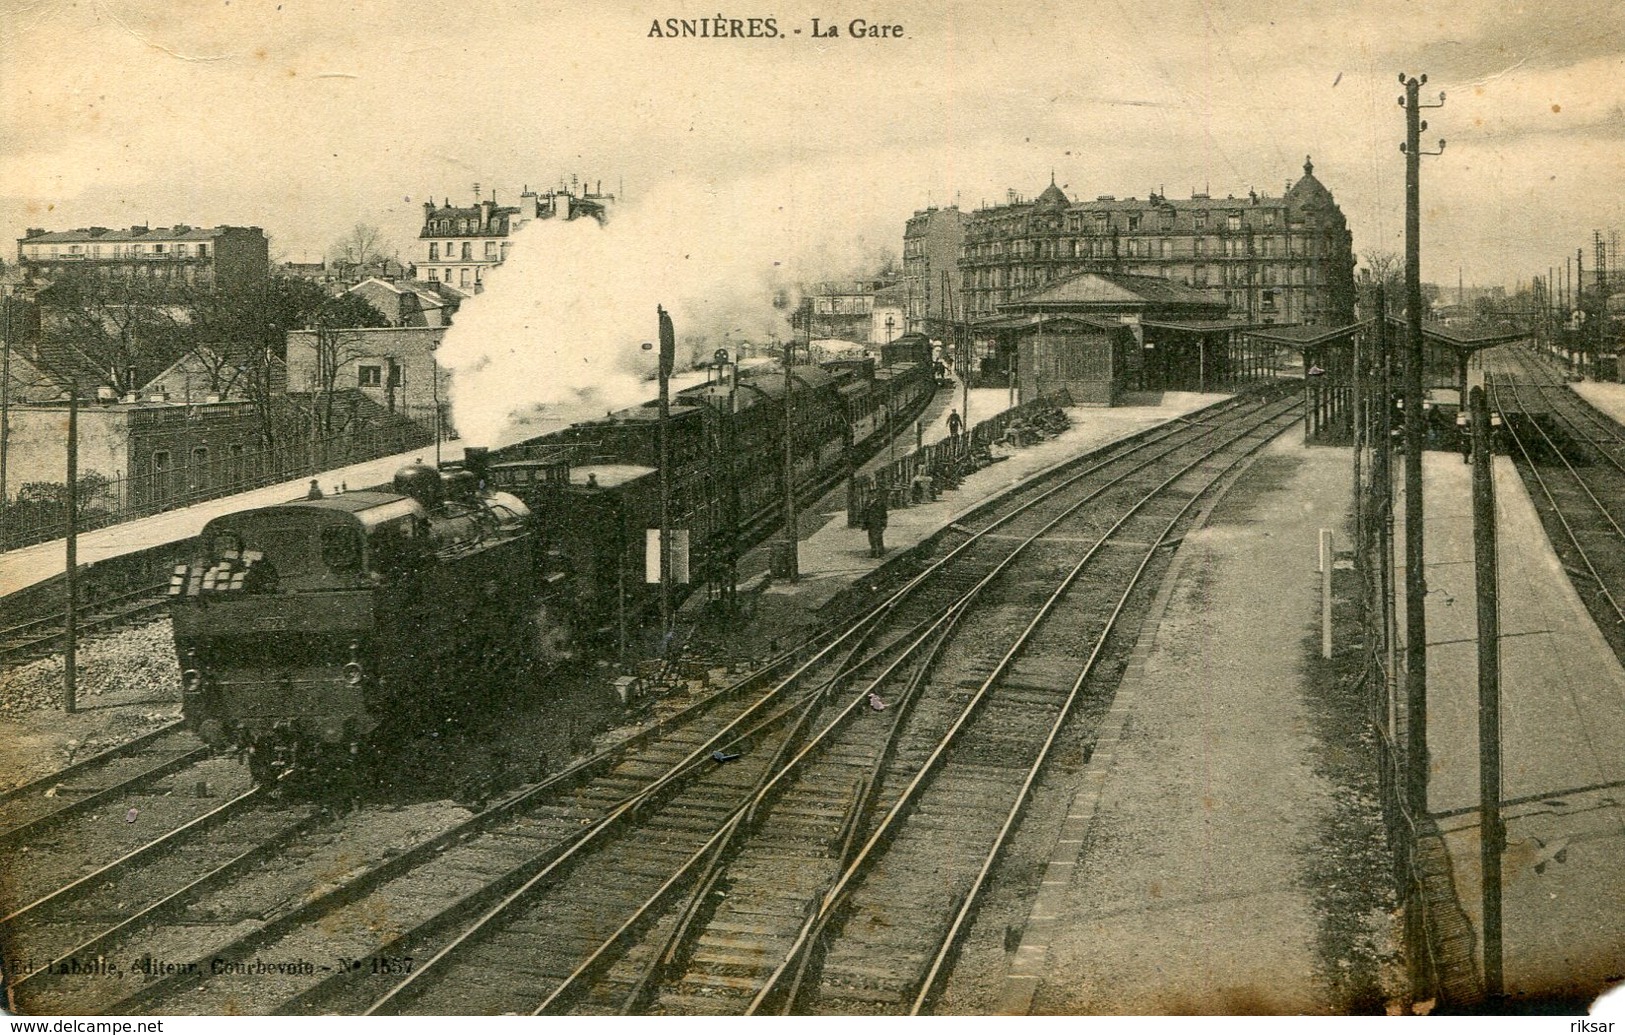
<box><xmin>1321</xmin><ymin>528</ymin><xmax>1334</xmax><ymax>660</ymax></box>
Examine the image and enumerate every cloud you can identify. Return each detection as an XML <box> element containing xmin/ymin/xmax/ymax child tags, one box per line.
<box><xmin>1</xmin><ymin>0</ymin><xmax>1621</xmax><ymax>289</ymax></box>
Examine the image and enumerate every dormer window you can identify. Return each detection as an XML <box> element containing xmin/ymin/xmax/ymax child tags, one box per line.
<box><xmin>1227</xmin><ymin>212</ymin><xmax>1242</xmax><ymax>231</ymax></box>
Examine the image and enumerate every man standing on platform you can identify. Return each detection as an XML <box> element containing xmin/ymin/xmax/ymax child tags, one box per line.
<box><xmin>863</xmin><ymin>486</ymin><xmax>889</xmax><ymax>558</ymax></box>
<box><xmin>947</xmin><ymin>408</ymin><xmax>963</xmax><ymax>446</ymax></box>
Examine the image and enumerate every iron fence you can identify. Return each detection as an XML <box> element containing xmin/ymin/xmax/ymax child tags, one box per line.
<box><xmin>0</xmin><ymin>424</ymin><xmax>435</xmax><ymax>552</ymax></box>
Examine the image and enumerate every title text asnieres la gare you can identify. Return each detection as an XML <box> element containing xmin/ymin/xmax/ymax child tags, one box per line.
<box><xmin>647</xmin><ymin>15</ymin><xmax>905</xmax><ymax>39</ymax></box>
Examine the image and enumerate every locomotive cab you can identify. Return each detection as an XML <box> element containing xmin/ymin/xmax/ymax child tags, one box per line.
<box><xmin>171</xmin><ymin>481</ymin><xmax>534</xmax><ymax>783</ymax></box>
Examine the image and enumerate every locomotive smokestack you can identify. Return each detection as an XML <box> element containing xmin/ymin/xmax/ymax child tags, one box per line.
<box><xmin>462</xmin><ymin>446</ymin><xmax>492</xmax><ymax>488</ymax></box>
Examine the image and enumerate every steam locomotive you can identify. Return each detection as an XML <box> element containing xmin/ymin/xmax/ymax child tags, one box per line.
<box><xmin>169</xmin><ymin>338</ymin><xmax>937</xmax><ymax>781</ymax></box>
<box><xmin>170</xmin><ymin>465</ymin><xmax>538</xmax><ymax>781</ymax></box>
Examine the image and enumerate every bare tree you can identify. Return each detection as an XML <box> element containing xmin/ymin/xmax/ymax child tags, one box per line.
<box><xmin>35</xmin><ymin>272</ymin><xmax>190</xmax><ymax>394</ymax></box>
<box><xmin>1359</xmin><ymin>249</ymin><xmax>1403</xmax><ymax>318</ymax></box>
<box><xmin>301</xmin><ymin>292</ymin><xmax>389</xmax><ymax>440</ymax></box>
<box><xmin>328</xmin><ymin>223</ymin><xmax>396</xmax><ymax>283</ymax></box>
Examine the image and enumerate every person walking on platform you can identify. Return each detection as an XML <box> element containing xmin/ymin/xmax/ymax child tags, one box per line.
<box><xmin>863</xmin><ymin>488</ymin><xmax>889</xmax><ymax>558</ymax></box>
<box><xmin>947</xmin><ymin>408</ymin><xmax>964</xmax><ymax>446</ymax></box>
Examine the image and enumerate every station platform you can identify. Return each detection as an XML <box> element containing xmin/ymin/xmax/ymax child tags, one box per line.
<box><xmin>1399</xmin><ymin>452</ymin><xmax>1625</xmax><ymax>1003</ymax></box>
<box><xmin>708</xmin><ymin>390</ymin><xmax>1231</xmax><ymax>641</ymax></box>
<box><xmin>1571</xmin><ymin>380</ymin><xmax>1625</xmax><ymax>426</ymax></box>
<box><xmin>0</xmin><ymin>442</ymin><xmax>465</xmax><ymax>599</ymax></box>
<box><xmin>993</xmin><ymin>435</ymin><xmax>1400</xmax><ymax>1013</ymax></box>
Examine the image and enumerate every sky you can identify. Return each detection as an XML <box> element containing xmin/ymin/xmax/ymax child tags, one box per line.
<box><xmin>3</xmin><ymin>0</ymin><xmax>1623</xmax><ymax>294</ymax></box>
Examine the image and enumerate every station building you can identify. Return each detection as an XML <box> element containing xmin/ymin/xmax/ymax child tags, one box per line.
<box><xmin>959</xmin><ymin>157</ymin><xmax>1356</xmax><ymax>329</ymax></box>
<box><xmin>977</xmin><ymin>271</ymin><xmax>1278</xmax><ymax>405</ymax></box>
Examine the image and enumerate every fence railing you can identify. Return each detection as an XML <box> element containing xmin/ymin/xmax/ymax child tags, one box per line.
<box><xmin>844</xmin><ymin>393</ymin><xmax>1073</xmax><ymax>526</ymax></box>
<box><xmin>0</xmin><ymin>424</ymin><xmax>435</xmax><ymax>553</ymax></box>
<box><xmin>1350</xmin><ymin>338</ymin><xmax>1485</xmax><ymax>1008</ymax></box>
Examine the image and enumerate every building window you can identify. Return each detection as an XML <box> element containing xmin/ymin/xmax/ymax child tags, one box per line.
<box><xmin>1262</xmin><ymin>290</ymin><xmax>1278</xmax><ymax>312</ymax></box>
<box><xmin>1194</xmin><ymin>238</ymin><xmax>1206</xmax><ymax>257</ymax></box>
<box><xmin>1127</xmin><ymin>214</ymin><xmax>1142</xmax><ymax>231</ymax></box>
<box><xmin>197</xmin><ymin>243</ymin><xmax>208</xmax><ymax>257</ymax></box>
<box><xmin>429</xmin><ymin>243</ymin><xmax>439</xmax><ymax>260</ymax></box>
<box><xmin>1194</xmin><ymin>211</ymin><xmax>1208</xmax><ymax>230</ymax></box>
<box><xmin>1264</xmin><ymin>211</ymin><xmax>1277</xmax><ymax>228</ymax></box>
<box><xmin>1227</xmin><ymin>212</ymin><xmax>1242</xmax><ymax>232</ymax></box>
<box><xmin>1193</xmin><ymin>264</ymin><xmax>1208</xmax><ymax>286</ymax></box>
<box><xmin>460</xmin><ymin>268</ymin><xmax>471</xmax><ymax>287</ymax></box>
<box><xmin>443</xmin><ymin>268</ymin><xmax>452</xmax><ymax>282</ymax></box>
<box><xmin>484</xmin><ymin>241</ymin><xmax>497</xmax><ymax>260</ymax></box>
<box><xmin>153</xmin><ymin>450</ymin><xmax>171</xmax><ymax>474</ymax></box>
<box><xmin>359</xmin><ymin>365</ymin><xmax>382</xmax><ymax>387</ymax></box>
<box><xmin>1093</xmin><ymin>213</ymin><xmax>1108</xmax><ymax>233</ymax></box>
<box><xmin>1160</xmin><ymin>238</ymin><xmax>1172</xmax><ymax>258</ymax></box>
<box><xmin>461</xmin><ymin>242</ymin><xmax>472</xmax><ymax>260</ymax></box>
<box><xmin>428</xmin><ymin>269</ymin><xmax>439</xmax><ymax>281</ymax></box>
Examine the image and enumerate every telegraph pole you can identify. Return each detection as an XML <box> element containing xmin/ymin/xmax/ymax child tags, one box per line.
<box><xmin>1577</xmin><ymin>248</ymin><xmax>1586</xmax><ymax>377</ymax></box>
<box><xmin>1399</xmin><ymin>71</ymin><xmax>1444</xmax><ymax>825</ymax></box>
<box><xmin>1</xmin><ymin>294</ymin><xmax>12</xmax><ymax>533</ymax></box>
<box><xmin>780</xmin><ymin>305</ymin><xmax>806</xmax><ymax>582</ymax></box>
<box><xmin>1469</xmin><ymin>384</ymin><xmax>1504</xmax><ymax>1000</ymax></box>
<box><xmin>1399</xmin><ymin>72</ymin><xmax>1444</xmax><ymax>996</ymax></box>
<box><xmin>943</xmin><ymin>270</ymin><xmax>969</xmax><ymax>434</ymax></box>
<box><xmin>656</xmin><ymin>306</ymin><xmax>675</xmax><ymax>650</ymax></box>
<box><xmin>65</xmin><ymin>385</ymin><xmax>79</xmax><ymax>714</ymax></box>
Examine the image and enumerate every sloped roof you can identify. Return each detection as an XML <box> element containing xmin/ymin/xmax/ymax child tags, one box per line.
<box><xmin>1284</xmin><ymin>155</ymin><xmax>1334</xmax><ymax>208</ymax></box>
<box><xmin>1142</xmin><ymin>318</ymin><xmax>1262</xmax><ymax>334</ymax></box>
<box><xmin>3</xmin><ymin>349</ymin><xmax>68</xmax><ymax>402</ymax></box>
<box><xmin>1035</xmin><ymin>181</ymin><xmax>1070</xmax><ymax>208</ymax></box>
<box><xmin>1245</xmin><ymin>322</ymin><xmax>1365</xmax><ymax>348</ymax></box>
<box><xmin>974</xmin><ymin>313</ymin><xmax>1122</xmax><ymax>333</ymax></box>
<box><xmin>22</xmin><ymin>225</ymin><xmax>247</xmax><ymax>244</ymax></box>
<box><xmin>1418</xmin><ymin>320</ymin><xmax>1525</xmax><ymax>349</ymax></box>
<box><xmin>1008</xmin><ymin>271</ymin><xmax>1221</xmax><ymax>310</ymax></box>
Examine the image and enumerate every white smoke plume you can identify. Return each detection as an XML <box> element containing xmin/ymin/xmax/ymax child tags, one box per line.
<box><xmin>436</xmin><ymin>171</ymin><xmax>902</xmax><ymax>448</ymax></box>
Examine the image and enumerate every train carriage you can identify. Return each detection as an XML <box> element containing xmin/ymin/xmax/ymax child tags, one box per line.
<box><xmin>170</xmin><ymin>342</ymin><xmax>942</xmax><ymax>782</ymax></box>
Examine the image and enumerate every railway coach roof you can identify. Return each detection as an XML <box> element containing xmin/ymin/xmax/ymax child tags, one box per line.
<box><xmin>592</xmin><ymin>400</ymin><xmax>704</xmax><ymax>423</ymax></box>
<box><xmin>570</xmin><ymin>463</ymin><xmax>656</xmax><ymax>489</ymax></box>
<box><xmin>205</xmin><ymin>492</ymin><xmax>427</xmax><ymax>530</ymax></box>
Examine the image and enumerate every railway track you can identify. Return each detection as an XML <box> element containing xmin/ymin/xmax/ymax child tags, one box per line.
<box><xmin>1487</xmin><ymin>345</ymin><xmax>1625</xmax><ymax>662</ymax></box>
<box><xmin>7</xmin><ymin>632</ymin><xmax>878</xmax><ymax>1016</ymax></box>
<box><xmin>277</xmin><ymin>387</ymin><xmax>1296</xmax><ymax>1016</ymax></box>
<box><xmin>0</xmin><ymin>724</ymin><xmax>214</xmax><ymax>853</ymax></box>
<box><xmin>0</xmin><ymin>583</ymin><xmax>171</xmax><ymax>669</ymax></box>
<box><xmin>10</xmin><ymin>385</ymin><xmax>1300</xmax><ymax>1017</ymax></box>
